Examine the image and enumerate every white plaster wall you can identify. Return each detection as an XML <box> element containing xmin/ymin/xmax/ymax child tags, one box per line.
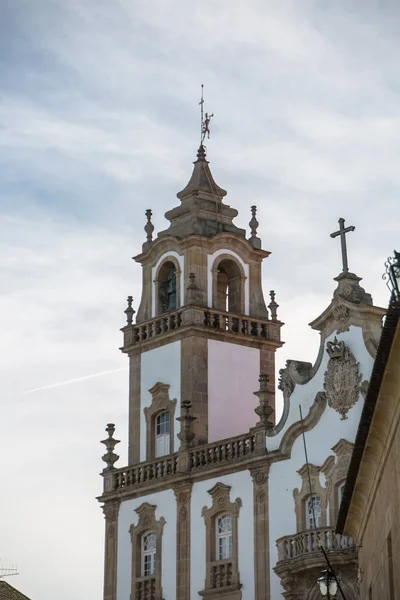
<box><xmin>116</xmin><ymin>489</ymin><xmax>176</xmax><ymax>600</ymax></box>
<box><xmin>140</xmin><ymin>341</ymin><xmax>181</xmax><ymax>461</ymax></box>
<box><xmin>151</xmin><ymin>251</ymin><xmax>184</xmax><ymax>318</ymax></box>
<box><xmin>207</xmin><ymin>249</ymin><xmax>250</xmax><ymax>314</ymax></box>
<box><xmin>268</xmin><ymin>325</ymin><xmax>375</xmax><ymax>599</ymax></box>
<box><xmin>208</xmin><ymin>340</ymin><xmax>259</xmax><ymax>442</ymax></box>
<box><xmin>191</xmin><ymin>471</ymin><xmax>254</xmax><ymax>600</ymax></box>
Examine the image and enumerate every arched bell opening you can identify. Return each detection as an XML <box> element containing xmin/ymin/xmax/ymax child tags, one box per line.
<box><xmin>155</xmin><ymin>259</ymin><xmax>181</xmax><ymax>315</ymax></box>
<box><xmin>212</xmin><ymin>257</ymin><xmax>245</xmax><ymax>314</ymax></box>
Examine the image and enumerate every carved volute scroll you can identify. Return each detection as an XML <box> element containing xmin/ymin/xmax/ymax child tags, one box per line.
<box><xmin>129</xmin><ymin>503</ymin><xmax>165</xmax><ymax>600</ymax></box>
<box><xmin>144</xmin><ymin>382</ymin><xmax>177</xmax><ymax>459</ymax></box>
<box><xmin>200</xmin><ymin>483</ymin><xmax>242</xmax><ymax>599</ymax></box>
<box><xmin>324</xmin><ymin>337</ymin><xmax>362</xmax><ymax>420</ymax></box>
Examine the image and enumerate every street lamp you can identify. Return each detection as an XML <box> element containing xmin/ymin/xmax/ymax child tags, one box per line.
<box><xmin>384</xmin><ymin>251</ymin><xmax>400</xmax><ymax>302</ymax></box>
<box><xmin>317</xmin><ymin>569</ymin><xmax>338</xmax><ymax>598</ymax></box>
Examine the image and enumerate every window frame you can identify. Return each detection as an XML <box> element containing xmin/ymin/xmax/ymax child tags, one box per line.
<box><xmin>141</xmin><ymin>531</ymin><xmax>157</xmax><ymax>577</ymax></box>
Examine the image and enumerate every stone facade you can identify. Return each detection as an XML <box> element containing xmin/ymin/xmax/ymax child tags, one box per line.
<box><xmin>337</xmin><ymin>300</ymin><xmax>400</xmax><ymax>600</ymax></box>
<box><xmin>99</xmin><ymin>144</ymin><xmax>386</xmax><ymax>600</ymax></box>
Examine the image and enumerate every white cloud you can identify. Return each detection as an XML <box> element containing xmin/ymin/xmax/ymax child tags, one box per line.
<box><xmin>1</xmin><ymin>1</ymin><xmax>399</xmax><ymax>598</ymax></box>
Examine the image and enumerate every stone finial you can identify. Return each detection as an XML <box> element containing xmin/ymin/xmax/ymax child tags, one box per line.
<box><xmin>176</xmin><ymin>400</ymin><xmax>197</xmax><ymax>450</ymax></box>
<box><xmin>249</xmin><ymin>205</ymin><xmax>259</xmax><ymax>237</ymax></box>
<box><xmin>248</xmin><ymin>205</ymin><xmax>262</xmax><ymax>249</ymax></box>
<box><xmin>144</xmin><ymin>209</ymin><xmax>154</xmax><ymax>244</ymax></box>
<box><xmin>268</xmin><ymin>290</ymin><xmax>279</xmax><ymax>321</ymax></box>
<box><xmin>124</xmin><ymin>296</ymin><xmax>135</xmax><ymax>325</ymax></box>
<box><xmin>101</xmin><ymin>423</ymin><xmax>120</xmax><ymax>473</ymax></box>
<box><xmin>253</xmin><ymin>374</ymin><xmax>274</xmax><ymax>429</ymax></box>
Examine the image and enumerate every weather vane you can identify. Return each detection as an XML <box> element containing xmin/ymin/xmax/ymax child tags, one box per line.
<box><xmin>199</xmin><ymin>84</ymin><xmax>214</xmax><ymax>144</ymax></box>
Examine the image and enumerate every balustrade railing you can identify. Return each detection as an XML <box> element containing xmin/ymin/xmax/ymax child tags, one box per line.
<box><xmin>276</xmin><ymin>527</ymin><xmax>354</xmax><ymax>562</ymax></box>
<box><xmin>211</xmin><ymin>561</ymin><xmax>233</xmax><ymax>588</ymax></box>
<box><xmin>107</xmin><ymin>431</ymin><xmax>257</xmax><ymax>493</ymax></box>
<box><xmin>113</xmin><ymin>455</ymin><xmax>178</xmax><ymax>491</ymax></box>
<box><xmin>190</xmin><ymin>433</ymin><xmax>255</xmax><ymax>470</ymax></box>
<box><xmin>135</xmin><ymin>577</ymin><xmax>156</xmax><ymax>600</ymax></box>
<box><xmin>122</xmin><ymin>306</ymin><xmax>280</xmax><ymax>348</ymax></box>
<box><xmin>204</xmin><ymin>310</ymin><xmax>270</xmax><ymax>338</ymax></box>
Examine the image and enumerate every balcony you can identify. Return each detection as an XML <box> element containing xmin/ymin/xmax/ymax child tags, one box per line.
<box><xmin>121</xmin><ymin>305</ymin><xmax>282</xmax><ymax>352</ymax></box>
<box><xmin>276</xmin><ymin>527</ymin><xmax>354</xmax><ymax>562</ymax></box>
<box><xmin>274</xmin><ymin>527</ymin><xmax>357</xmax><ymax>600</ymax></box>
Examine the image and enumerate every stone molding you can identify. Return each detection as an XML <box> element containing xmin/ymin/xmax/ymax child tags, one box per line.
<box><xmin>144</xmin><ymin>382</ymin><xmax>177</xmax><ymax>460</ymax></box>
<box><xmin>199</xmin><ymin>483</ymin><xmax>242</xmax><ymax>599</ymax></box>
<box><xmin>293</xmin><ymin>464</ymin><xmax>328</xmax><ymax>531</ymax></box>
<box><xmin>102</xmin><ymin>500</ymin><xmax>120</xmax><ymax>600</ymax></box>
<box><xmin>250</xmin><ymin>465</ymin><xmax>271</xmax><ymax>600</ymax></box>
<box><xmin>129</xmin><ymin>502</ymin><xmax>165</xmax><ymax>600</ymax></box>
<box><xmin>321</xmin><ymin>439</ymin><xmax>354</xmax><ymax>525</ymax></box>
<box><xmin>278</xmin><ymin>392</ymin><xmax>327</xmax><ymax>455</ymax></box>
<box><xmin>173</xmin><ymin>482</ymin><xmax>193</xmax><ymax>600</ymax></box>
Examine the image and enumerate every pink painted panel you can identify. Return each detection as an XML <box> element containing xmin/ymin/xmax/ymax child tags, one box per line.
<box><xmin>208</xmin><ymin>340</ymin><xmax>260</xmax><ymax>442</ymax></box>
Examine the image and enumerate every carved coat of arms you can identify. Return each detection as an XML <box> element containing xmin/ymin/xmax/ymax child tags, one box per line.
<box><xmin>323</xmin><ymin>337</ymin><xmax>362</xmax><ymax>420</ymax></box>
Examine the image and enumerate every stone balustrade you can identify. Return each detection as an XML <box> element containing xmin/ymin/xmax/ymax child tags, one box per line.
<box><xmin>122</xmin><ymin>305</ymin><xmax>281</xmax><ymax>350</ymax></box>
<box><xmin>104</xmin><ymin>431</ymin><xmax>257</xmax><ymax>494</ymax></box>
<box><xmin>276</xmin><ymin>527</ymin><xmax>354</xmax><ymax>562</ymax></box>
<box><xmin>135</xmin><ymin>577</ymin><xmax>156</xmax><ymax>600</ymax></box>
<box><xmin>190</xmin><ymin>433</ymin><xmax>255</xmax><ymax>469</ymax></box>
<box><xmin>112</xmin><ymin>455</ymin><xmax>178</xmax><ymax>491</ymax></box>
<box><xmin>211</xmin><ymin>561</ymin><xmax>233</xmax><ymax>588</ymax></box>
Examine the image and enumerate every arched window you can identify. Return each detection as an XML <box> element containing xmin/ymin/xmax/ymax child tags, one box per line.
<box><xmin>216</xmin><ymin>514</ymin><xmax>233</xmax><ymax>560</ymax></box>
<box><xmin>306</xmin><ymin>496</ymin><xmax>321</xmax><ymax>529</ymax></box>
<box><xmin>157</xmin><ymin>261</ymin><xmax>177</xmax><ymax>314</ymax></box>
<box><xmin>214</xmin><ymin>258</ymin><xmax>244</xmax><ymax>314</ymax></box>
<box><xmin>155</xmin><ymin>411</ymin><xmax>170</xmax><ymax>458</ymax></box>
<box><xmin>142</xmin><ymin>531</ymin><xmax>157</xmax><ymax>577</ymax></box>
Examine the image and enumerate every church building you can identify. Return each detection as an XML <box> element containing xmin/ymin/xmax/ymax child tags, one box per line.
<box><xmin>98</xmin><ymin>140</ymin><xmax>385</xmax><ymax>600</ymax></box>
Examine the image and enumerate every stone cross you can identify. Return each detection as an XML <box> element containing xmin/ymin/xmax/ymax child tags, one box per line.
<box><xmin>330</xmin><ymin>217</ymin><xmax>355</xmax><ymax>274</ymax></box>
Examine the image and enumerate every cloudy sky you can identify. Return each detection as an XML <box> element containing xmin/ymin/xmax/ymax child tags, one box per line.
<box><xmin>1</xmin><ymin>1</ymin><xmax>399</xmax><ymax>598</ymax></box>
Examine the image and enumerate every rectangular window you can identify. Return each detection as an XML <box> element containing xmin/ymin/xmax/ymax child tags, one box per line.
<box><xmin>155</xmin><ymin>412</ymin><xmax>170</xmax><ymax>458</ymax></box>
<box><xmin>142</xmin><ymin>532</ymin><xmax>156</xmax><ymax>577</ymax></box>
<box><xmin>307</xmin><ymin>496</ymin><xmax>321</xmax><ymax>529</ymax></box>
<box><xmin>216</xmin><ymin>515</ymin><xmax>233</xmax><ymax>560</ymax></box>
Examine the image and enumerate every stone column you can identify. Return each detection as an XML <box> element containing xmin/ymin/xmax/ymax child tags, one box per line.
<box><xmin>250</xmin><ymin>465</ymin><xmax>270</xmax><ymax>600</ymax></box>
<box><xmin>173</xmin><ymin>483</ymin><xmax>193</xmax><ymax>600</ymax></box>
<box><xmin>102</xmin><ymin>500</ymin><xmax>120</xmax><ymax>600</ymax></box>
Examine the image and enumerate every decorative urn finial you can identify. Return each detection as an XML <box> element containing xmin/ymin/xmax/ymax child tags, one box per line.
<box><xmin>268</xmin><ymin>290</ymin><xmax>279</xmax><ymax>321</ymax></box>
<box><xmin>253</xmin><ymin>374</ymin><xmax>274</xmax><ymax>429</ymax></box>
<box><xmin>101</xmin><ymin>423</ymin><xmax>120</xmax><ymax>473</ymax></box>
<box><xmin>177</xmin><ymin>400</ymin><xmax>197</xmax><ymax>450</ymax></box>
<box><xmin>144</xmin><ymin>209</ymin><xmax>154</xmax><ymax>244</ymax></box>
<box><xmin>248</xmin><ymin>205</ymin><xmax>261</xmax><ymax>249</ymax></box>
<box><xmin>124</xmin><ymin>296</ymin><xmax>135</xmax><ymax>325</ymax></box>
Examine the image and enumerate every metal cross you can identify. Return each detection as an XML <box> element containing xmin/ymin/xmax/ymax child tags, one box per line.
<box><xmin>330</xmin><ymin>217</ymin><xmax>355</xmax><ymax>274</ymax></box>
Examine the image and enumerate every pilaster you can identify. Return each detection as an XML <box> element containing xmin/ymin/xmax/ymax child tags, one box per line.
<box><xmin>250</xmin><ymin>464</ymin><xmax>271</xmax><ymax>600</ymax></box>
<box><xmin>173</xmin><ymin>482</ymin><xmax>193</xmax><ymax>600</ymax></box>
<box><xmin>102</xmin><ymin>500</ymin><xmax>120</xmax><ymax>600</ymax></box>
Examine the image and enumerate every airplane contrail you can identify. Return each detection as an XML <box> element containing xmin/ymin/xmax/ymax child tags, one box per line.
<box><xmin>23</xmin><ymin>367</ymin><xmax>128</xmax><ymax>394</ymax></box>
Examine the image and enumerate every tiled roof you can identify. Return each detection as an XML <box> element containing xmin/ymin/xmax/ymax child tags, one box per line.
<box><xmin>0</xmin><ymin>581</ymin><xmax>32</xmax><ymax>600</ymax></box>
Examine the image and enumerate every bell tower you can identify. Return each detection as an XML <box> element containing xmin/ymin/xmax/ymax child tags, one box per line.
<box><xmin>121</xmin><ymin>144</ymin><xmax>284</xmax><ymax>465</ymax></box>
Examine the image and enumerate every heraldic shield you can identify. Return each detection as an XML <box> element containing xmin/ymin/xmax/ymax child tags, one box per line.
<box><xmin>323</xmin><ymin>337</ymin><xmax>362</xmax><ymax>420</ymax></box>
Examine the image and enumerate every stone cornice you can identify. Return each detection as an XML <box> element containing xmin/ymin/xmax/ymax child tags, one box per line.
<box><xmin>134</xmin><ymin>231</ymin><xmax>270</xmax><ymax>265</ymax></box>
